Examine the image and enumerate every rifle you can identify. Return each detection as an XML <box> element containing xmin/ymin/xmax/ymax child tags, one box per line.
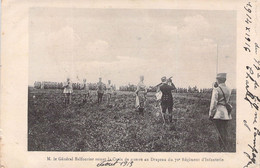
<box><xmin>154</xmin><ymin>77</ymin><xmax>173</xmax><ymax>88</ymax></box>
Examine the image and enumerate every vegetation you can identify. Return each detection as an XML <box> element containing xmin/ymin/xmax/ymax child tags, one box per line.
<box><xmin>28</xmin><ymin>87</ymin><xmax>236</xmax><ymax>152</ymax></box>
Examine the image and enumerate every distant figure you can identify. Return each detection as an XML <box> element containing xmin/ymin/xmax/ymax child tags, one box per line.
<box><xmin>82</xmin><ymin>79</ymin><xmax>90</xmax><ymax>103</ymax></box>
<box><xmin>63</xmin><ymin>78</ymin><xmax>73</xmax><ymax>105</ymax></box>
<box><xmin>41</xmin><ymin>81</ymin><xmax>45</xmax><ymax>89</ymax></box>
<box><xmin>159</xmin><ymin>76</ymin><xmax>176</xmax><ymax>123</ymax></box>
<box><xmin>97</xmin><ymin>77</ymin><xmax>105</xmax><ymax>104</ymax></box>
<box><xmin>106</xmin><ymin>80</ymin><xmax>113</xmax><ymax>105</ymax></box>
<box><xmin>135</xmin><ymin>75</ymin><xmax>147</xmax><ymax>115</ymax></box>
<box><xmin>209</xmin><ymin>73</ymin><xmax>232</xmax><ymax>149</ymax></box>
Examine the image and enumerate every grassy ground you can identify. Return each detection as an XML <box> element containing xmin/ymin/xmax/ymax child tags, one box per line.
<box><xmin>28</xmin><ymin>88</ymin><xmax>236</xmax><ymax>152</ymax></box>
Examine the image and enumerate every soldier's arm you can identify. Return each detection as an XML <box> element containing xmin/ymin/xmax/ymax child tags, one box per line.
<box><xmin>170</xmin><ymin>83</ymin><xmax>176</xmax><ymax>90</ymax></box>
<box><xmin>144</xmin><ymin>85</ymin><xmax>148</xmax><ymax>93</ymax></box>
<box><xmin>135</xmin><ymin>85</ymin><xmax>139</xmax><ymax>95</ymax></box>
<box><xmin>156</xmin><ymin>85</ymin><xmax>161</xmax><ymax>92</ymax></box>
<box><xmin>209</xmin><ymin>88</ymin><xmax>218</xmax><ymax>118</ymax></box>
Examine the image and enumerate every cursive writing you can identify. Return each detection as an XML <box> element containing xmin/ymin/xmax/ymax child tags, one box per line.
<box><xmin>243</xmin><ymin>1</ymin><xmax>260</xmax><ymax>168</ymax></box>
<box><xmin>97</xmin><ymin>159</ymin><xmax>133</xmax><ymax>167</ymax></box>
<box><xmin>243</xmin><ymin>120</ymin><xmax>251</xmax><ymax>131</ymax></box>
<box><xmin>244</xmin><ymin>127</ymin><xmax>260</xmax><ymax>168</ymax></box>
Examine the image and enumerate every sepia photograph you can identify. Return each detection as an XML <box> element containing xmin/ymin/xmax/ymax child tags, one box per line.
<box><xmin>27</xmin><ymin>8</ymin><xmax>237</xmax><ymax>152</ymax></box>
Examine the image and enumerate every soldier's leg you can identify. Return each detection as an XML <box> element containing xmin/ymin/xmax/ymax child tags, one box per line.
<box><xmin>69</xmin><ymin>93</ymin><xmax>72</xmax><ymax>104</ymax></box>
<box><xmin>161</xmin><ymin>102</ymin><xmax>167</xmax><ymax>123</ymax></box>
<box><xmin>222</xmin><ymin>120</ymin><xmax>228</xmax><ymax>146</ymax></box>
<box><xmin>139</xmin><ymin>100</ymin><xmax>144</xmax><ymax>116</ymax></box>
<box><xmin>168</xmin><ymin>103</ymin><xmax>173</xmax><ymax>123</ymax></box>
<box><xmin>214</xmin><ymin>120</ymin><xmax>225</xmax><ymax>148</ymax></box>
<box><xmin>100</xmin><ymin>93</ymin><xmax>103</xmax><ymax>102</ymax></box>
<box><xmin>99</xmin><ymin>93</ymin><xmax>102</xmax><ymax>103</ymax></box>
<box><xmin>83</xmin><ymin>94</ymin><xmax>86</xmax><ymax>103</ymax></box>
<box><xmin>87</xmin><ymin>92</ymin><xmax>90</xmax><ymax>102</ymax></box>
<box><xmin>107</xmin><ymin>94</ymin><xmax>111</xmax><ymax>105</ymax></box>
<box><xmin>66</xmin><ymin>93</ymin><xmax>70</xmax><ymax>105</ymax></box>
<box><xmin>97</xmin><ymin>93</ymin><xmax>100</xmax><ymax>103</ymax></box>
<box><xmin>64</xmin><ymin>93</ymin><xmax>67</xmax><ymax>105</ymax></box>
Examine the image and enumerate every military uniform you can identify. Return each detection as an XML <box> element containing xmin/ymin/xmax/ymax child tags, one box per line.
<box><xmin>209</xmin><ymin>73</ymin><xmax>232</xmax><ymax>148</ymax></box>
<box><xmin>63</xmin><ymin>79</ymin><xmax>73</xmax><ymax>105</ymax></box>
<box><xmin>106</xmin><ymin>83</ymin><xmax>113</xmax><ymax>95</ymax></box>
<box><xmin>159</xmin><ymin>77</ymin><xmax>176</xmax><ymax>122</ymax></box>
<box><xmin>63</xmin><ymin>81</ymin><xmax>73</xmax><ymax>94</ymax></box>
<box><xmin>135</xmin><ymin>81</ymin><xmax>147</xmax><ymax>113</ymax></box>
<box><xmin>82</xmin><ymin>81</ymin><xmax>90</xmax><ymax>103</ymax></box>
<box><xmin>97</xmin><ymin>81</ymin><xmax>105</xmax><ymax>103</ymax></box>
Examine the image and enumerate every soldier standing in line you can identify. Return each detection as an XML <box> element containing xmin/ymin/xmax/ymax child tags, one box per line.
<box><xmin>106</xmin><ymin>80</ymin><xmax>113</xmax><ymax>105</ymax></box>
<box><xmin>97</xmin><ymin>77</ymin><xmax>105</xmax><ymax>104</ymax></box>
<box><xmin>159</xmin><ymin>76</ymin><xmax>176</xmax><ymax>123</ymax></box>
<box><xmin>135</xmin><ymin>75</ymin><xmax>147</xmax><ymax>116</ymax></box>
<box><xmin>63</xmin><ymin>78</ymin><xmax>73</xmax><ymax>106</ymax></box>
<box><xmin>82</xmin><ymin>78</ymin><xmax>90</xmax><ymax>103</ymax></box>
<box><xmin>209</xmin><ymin>73</ymin><xmax>232</xmax><ymax>150</ymax></box>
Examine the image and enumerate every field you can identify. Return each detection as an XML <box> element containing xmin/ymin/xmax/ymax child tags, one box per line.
<box><xmin>28</xmin><ymin>87</ymin><xmax>236</xmax><ymax>152</ymax></box>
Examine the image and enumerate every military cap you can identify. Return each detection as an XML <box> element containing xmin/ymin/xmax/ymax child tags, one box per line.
<box><xmin>216</xmin><ymin>73</ymin><xmax>227</xmax><ymax>79</ymax></box>
<box><xmin>161</xmin><ymin>76</ymin><xmax>167</xmax><ymax>82</ymax></box>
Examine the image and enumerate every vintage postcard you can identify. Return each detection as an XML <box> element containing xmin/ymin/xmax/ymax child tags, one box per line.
<box><xmin>0</xmin><ymin>0</ymin><xmax>259</xmax><ymax>168</ymax></box>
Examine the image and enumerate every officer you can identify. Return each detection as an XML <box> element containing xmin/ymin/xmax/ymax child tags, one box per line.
<box><xmin>159</xmin><ymin>76</ymin><xmax>176</xmax><ymax>123</ymax></box>
<box><xmin>209</xmin><ymin>73</ymin><xmax>232</xmax><ymax>149</ymax></box>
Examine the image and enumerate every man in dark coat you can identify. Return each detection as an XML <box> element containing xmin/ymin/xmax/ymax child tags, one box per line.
<box><xmin>159</xmin><ymin>76</ymin><xmax>176</xmax><ymax>123</ymax></box>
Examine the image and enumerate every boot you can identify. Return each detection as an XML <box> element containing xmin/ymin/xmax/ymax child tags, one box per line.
<box><xmin>139</xmin><ymin>108</ymin><xmax>144</xmax><ymax>116</ymax></box>
<box><xmin>169</xmin><ymin>114</ymin><xmax>173</xmax><ymax>123</ymax></box>
<box><xmin>162</xmin><ymin>113</ymin><xmax>166</xmax><ymax>125</ymax></box>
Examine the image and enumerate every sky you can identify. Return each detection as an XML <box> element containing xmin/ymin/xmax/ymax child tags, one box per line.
<box><xmin>29</xmin><ymin>8</ymin><xmax>236</xmax><ymax>88</ymax></box>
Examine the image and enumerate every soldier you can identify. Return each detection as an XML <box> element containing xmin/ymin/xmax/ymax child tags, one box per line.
<box><xmin>135</xmin><ymin>75</ymin><xmax>147</xmax><ymax>115</ymax></box>
<box><xmin>63</xmin><ymin>78</ymin><xmax>73</xmax><ymax>106</ymax></box>
<box><xmin>209</xmin><ymin>73</ymin><xmax>232</xmax><ymax>149</ymax></box>
<box><xmin>159</xmin><ymin>76</ymin><xmax>176</xmax><ymax>123</ymax></box>
<box><xmin>82</xmin><ymin>79</ymin><xmax>90</xmax><ymax>103</ymax></box>
<box><xmin>97</xmin><ymin>77</ymin><xmax>105</xmax><ymax>104</ymax></box>
<box><xmin>106</xmin><ymin>80</ymin><xmax>113</xmax><ymax>105</ymax></box>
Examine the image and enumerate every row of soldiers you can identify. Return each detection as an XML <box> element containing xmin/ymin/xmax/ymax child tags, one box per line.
<box><xmin>34</xmin><ymin>81</ymin><xmax>116</xmax><ymax>91</ymax></box>
<box><xmin>62</xmin><ymin>77</ymin><xmax>115</xmax><ymax>105</ymax></box>
<box><xmin>34</xmin><ymin>81</ymin><xmax>214</xmax><ymax>93</ymax></box>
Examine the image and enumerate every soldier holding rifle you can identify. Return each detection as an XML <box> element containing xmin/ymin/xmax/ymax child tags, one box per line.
<box><xmin>158</xmin><ymin>76</ymin><xmax>176</xmax><ymax>123</ymax></box>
